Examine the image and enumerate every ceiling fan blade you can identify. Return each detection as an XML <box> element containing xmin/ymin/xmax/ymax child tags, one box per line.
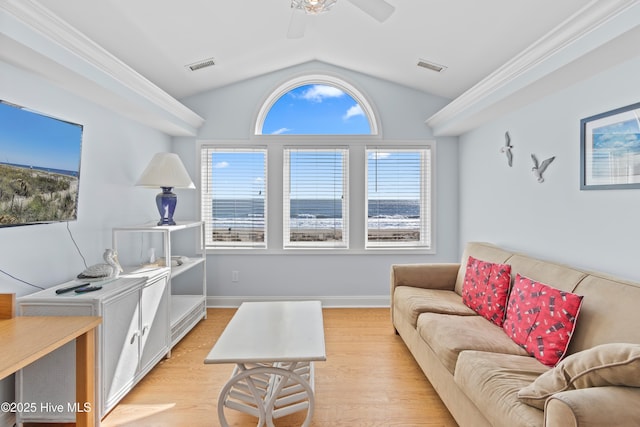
<box><xmin>347</xmin><ymin>0</ymin><xmax>395</xmax><ymax>22</ymax></box>
<box><xmin>287</xmin><ymin>10</ymin><xmax>307</xmax><ymax>39</ymax></box>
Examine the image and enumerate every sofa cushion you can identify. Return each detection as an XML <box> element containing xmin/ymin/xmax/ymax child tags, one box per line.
<box><xmin>505</xmin><ymin>254</ymin><xmax>587</xmax><ymax>293</ymax></box>
<box><xmin>454</xmin><ymin>351</ymin><xmax>548</xmax><ymax>427</ymax></box>
<box><xmin>393</xmin><ymin>286</ymin><xmax>475</xmax><ymax>327</ymax></box>
<box><xmin>462</xmin><ymin>256</ymin><xmax>511</xmax><ymax>326</ymax></box>
<box><xmin>518</xmin><ymin>343</ymin><xmax>640</xmax><ymax>409</ymax></box>
<box><xmin>417</xmin><ymin>313</ymin><xmax>528</xmax><ymax>374</ymax></box>
<box><xmin>569</xmin><ymin>274</ymin><xmax>640</xmax><ymax>354</ymax></box>
<box><xmin>503</xmin><ymin>274</ymin><xmax>583</xmax><ymax>366</ymax></box>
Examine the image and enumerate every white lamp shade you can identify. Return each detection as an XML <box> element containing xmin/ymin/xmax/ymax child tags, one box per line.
<box><xmin>136</xmin><ymin>152</ymin><xmax>195</xmax><ymax>189</ymax></box>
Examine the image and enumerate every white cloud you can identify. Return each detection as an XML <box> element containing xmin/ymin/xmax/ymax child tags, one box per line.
<box><xmin>343</xmin><ymin>104</ymin><xmax>364</xmax><ymax>121</ymax></box>
<box><xmin>369</xmin><ymin>152</ymin><xmax>391</xmax><ymax>160</ymax></box>
<box><xmin>271</xmin><ymin>127</ymin><xmax>291</xmax><ymax>135</ymax></box>
<box><xmin>300</xmin><ymin>85</ymin><xmax>345</xmax><ymax>103</ymax></box>
<box><xmin>214</xmin><ymin>161</ymin><xmax>229</xmax><ymax>169</ymax></box>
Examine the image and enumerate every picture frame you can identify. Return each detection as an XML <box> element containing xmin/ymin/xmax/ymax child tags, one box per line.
<box><xmin>580</xmin><ymin>101</ymin><xmax>640</xmax><ymax>190</ymax></box>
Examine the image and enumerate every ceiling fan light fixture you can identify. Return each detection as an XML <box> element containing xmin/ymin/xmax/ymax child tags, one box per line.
<box><xmin>417</xmin><ymin>59</ymin><xmax>447</xmax><ymax>73</ymax></box>
<box><xmin>291</xmin><ymin>0</ymin><xmax>337</xmax><ymax>15</ymax></box>
<box><xmin>186</xmin><ymin>57</ymin><xmax>216</xmax><ymax>72</ymax></box>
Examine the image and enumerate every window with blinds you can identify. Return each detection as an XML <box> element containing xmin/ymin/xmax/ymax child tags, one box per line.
<box><xmin>366</xmin><ymin>147</ymin><xmax>431</xmax><ymax>248</ymax></box>
<box><xmin>200</xmin><ymin>146</ymin><xmax>267</xmax><ymax>248</ymax></box>
<box><xmin>283</xmin><ymin>147</ymin><xmax>348</xmax><ymax>248</ymax></box>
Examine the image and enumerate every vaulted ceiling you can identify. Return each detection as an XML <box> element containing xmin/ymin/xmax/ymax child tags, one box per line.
<box><xmin>2</xmin><ymin>0</ymin><xmax>639</xmax><ymax>136</ymax></box>
<box><xmin>37</xmin><ymin>0</ymin><xmax>588</xmax><ymax>100</ymax></box>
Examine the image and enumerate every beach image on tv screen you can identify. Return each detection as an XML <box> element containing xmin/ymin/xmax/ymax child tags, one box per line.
<box><xmin>0</xmin><ymin>100</ymin><xmax>83</xmax><ymax>226</ymax></box>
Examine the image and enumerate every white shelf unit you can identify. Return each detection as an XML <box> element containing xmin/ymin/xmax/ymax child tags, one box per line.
<box><xmin>112</xmin><ymin>220</ymin><xmax>207</xmax><ymax>348</ymax></box>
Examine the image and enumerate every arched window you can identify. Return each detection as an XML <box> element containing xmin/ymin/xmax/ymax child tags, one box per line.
<box><xmin>201</xmin><ymin>74</ymin><xmax>433</xmax><ymax>252</ymax></box>
<box><xmin>255</xmin><ymin>75</ymin><xmax>378</xmax><ymax>135</ymax></box>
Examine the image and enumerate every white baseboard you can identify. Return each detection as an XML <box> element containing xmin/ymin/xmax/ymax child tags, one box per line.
<box><xmin>207</xmin><ymin>295</ymin><xmax>390</xmax><ymax>308</ymax></box>
<box><xmin>0</xmin><ymin>411</ymin><xmax>15</xmax><ymax>427</ymax></box>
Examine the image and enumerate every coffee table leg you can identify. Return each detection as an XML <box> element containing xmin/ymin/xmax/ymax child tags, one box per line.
<box><xmin>217</xmin><ymin>362</ymin><xmax>315</xmax><ymax>427</ymax></box>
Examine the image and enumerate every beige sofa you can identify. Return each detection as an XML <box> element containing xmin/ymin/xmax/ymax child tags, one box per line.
<box><xmin>391</xmin><ymin>242</ymin><xmax>640</xmax><ymax>427</ymax></box>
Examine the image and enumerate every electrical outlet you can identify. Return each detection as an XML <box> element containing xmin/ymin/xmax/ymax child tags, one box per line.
<box><xmin>232</xmin><ymin>271</ymin><xmax>239</xmax><ymax>282</ymax></box>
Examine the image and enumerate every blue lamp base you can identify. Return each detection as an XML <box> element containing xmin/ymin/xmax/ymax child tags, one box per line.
<box><xmin>156</xmin><ymin>187</ymin><xmax>177</xmax><ymax>226</ymax></box>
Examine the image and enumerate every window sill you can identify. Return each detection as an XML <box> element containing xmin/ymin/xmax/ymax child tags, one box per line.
<box><xmin>205</xmin><ymin>247</ymin><xmax>435</xmax><ymax>256</ymax></box>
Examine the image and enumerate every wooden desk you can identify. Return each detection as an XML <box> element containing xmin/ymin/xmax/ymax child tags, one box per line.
<box><xmin>0</xmin><ymin>294</ymin><xmax>101</xmax><ymax>427</ymax></box>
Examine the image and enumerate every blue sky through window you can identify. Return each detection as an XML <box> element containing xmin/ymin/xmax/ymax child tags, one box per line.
<box><xmin>262</xmin><ymin>84</ymin><xmax>371</xmax><ymax>135</ymax></box>
<box><xmin>211</xmin><ymin>151</ymin><xmax>265</xmax><ymax>199</ymax></box>
<box><xmin>205</xmin><ymin>82</ymin><xmax>431</xmax><ymax>247</ymax></box>
<box><xmin>367</xmin><ymin>151</ymin><xmax>422</xmax><ymax>200</ymax></box>
<box><xmin>288</xmin><ymin>149</ymin><xmax>345</xmax><ymax>200</ymax></box>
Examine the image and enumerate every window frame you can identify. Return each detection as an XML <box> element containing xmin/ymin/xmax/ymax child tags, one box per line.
<box><xmin>283</xmin><ymin>146</ymin><xmax>349</xmax><ymax>249</ymax></box>
<box><xmin>198</xmin><ymin>139</ymin><xmax>436</xmax><ymax>255</ymax></box>
<box><xmin>199</xmin><ymin>144</ymin><xmax>268</xmax><ymax>249</ymax></box>
<box><xmin>254</xmin><ymin>74</ymin><xmax>380</xmax><ymax>136</ymax></box>
<box><xmin>365</xmin><ymin>145</ymin><xmax>433</xmax><ymax>250</ymax></box>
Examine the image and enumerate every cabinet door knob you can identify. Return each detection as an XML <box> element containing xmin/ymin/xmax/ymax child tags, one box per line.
<box><xmin>142</xmin><ymin>325</ymin><xmax>149</xmax><ymax>336</ymax></box>
<box><xmin>130</xmin><ymin>331</ymin><xmax>140</xmax><ymax>344</ymax></box>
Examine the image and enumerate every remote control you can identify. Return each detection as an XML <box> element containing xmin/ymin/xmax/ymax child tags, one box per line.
<box><xmin>74</xmin><ymin>285</ymin><xmax>102</xmax><ymax>293</ymax></box>
<box><xmin>56</xmin><ymin>283</ymin><xmax>91</xmax><ymax>294</ymax></box>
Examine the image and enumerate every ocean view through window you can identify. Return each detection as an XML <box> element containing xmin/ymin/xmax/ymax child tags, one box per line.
<box><xmin>200</xmin><ymin>147</ymin><xmax>266</xmax><ymax>248</ymax></box>
<box><xmin>284</xmin><ymin>147</ymin><xmax>349</xmax><ymax>248</ymax></box>
<box><xmin>200</xmin><ymin>74</ymin><xmax>433</xmax><ymax>252</ymax></box>
<box><xmin>367</xmin><ymin>147</ymin><xmax>431</xmax><ymax>248</ymax></box>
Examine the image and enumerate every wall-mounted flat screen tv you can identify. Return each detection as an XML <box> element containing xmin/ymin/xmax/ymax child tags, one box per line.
<box><xmin>0</xmin><ymin>100</ymin><xmax>83</xmax><ymax>227</ymax></box>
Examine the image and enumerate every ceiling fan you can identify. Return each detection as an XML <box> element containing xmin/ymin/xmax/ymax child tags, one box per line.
<box><xmin>287</xmin><ymin>0</ymin><xmax>395</xmax><ymax>38</ymax></box>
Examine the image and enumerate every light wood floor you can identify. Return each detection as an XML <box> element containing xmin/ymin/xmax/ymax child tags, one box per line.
<box><xmin>100</xmin><ymin>308</ymin><xmax>458</xmax><ymax>427</ymax></box>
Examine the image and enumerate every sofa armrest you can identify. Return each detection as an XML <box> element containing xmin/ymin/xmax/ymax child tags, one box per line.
<box><xmin>390</xmin><ymin>263</ymin><xmax>461</xmax><ymax>328</ymax></box>
<box><xmin>544</xmin><ymin>386</ymin><xmax>640</xmax><ymax>427</ymax></box>
<box><xmin>391</xmin><ymin>263</ymin><xmax>460</xmax><ymax>292</ymax></box>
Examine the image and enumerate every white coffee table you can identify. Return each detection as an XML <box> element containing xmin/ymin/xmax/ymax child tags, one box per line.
<box><xmin>205</xmin><ymin>301</ymin><xmax>326</xmax><ymax>427</ymax></box>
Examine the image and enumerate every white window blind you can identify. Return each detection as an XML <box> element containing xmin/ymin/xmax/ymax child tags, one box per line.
<box><xmin>283</xmin><ymin>147</ymin><xmax>349</xmax><ymax>248</ymax></box>
<box><xmin>200</xmin><ymin>146</ymin><xmax>267</xmax><ymax>248</ymax></box>
<box><xmin>366</xmin><ymin>147</ymin><xmax>431</xmax><ymax>248</ymax></box>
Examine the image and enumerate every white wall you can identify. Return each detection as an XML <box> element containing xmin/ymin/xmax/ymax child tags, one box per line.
<box><xmin>0</xmin><ymin>61</ymin><xmax>172</xmax><ymax>294</ymax></box>
<box><xmin>175</xmin><ymin>61</ymin><xmax>460</xmax><ymax>304</ymax></box>
<box><xmin>458</xmin><ymin>55</ymin><xmax>640</xmax><ymax>281</ymax></box>
<box><xmin>0</xmin><ymin>60</ymin><xmax>172</xmax><ymax>417</ymax></box>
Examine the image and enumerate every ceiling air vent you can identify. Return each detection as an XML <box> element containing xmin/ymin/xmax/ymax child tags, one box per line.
<box><xmin>186</xmin><ymin>58</ymin><xmax>215</xmax><ymax>71</ymax></box>
<box><xmin>417</xmin><ymin>59</ymin><xmax>447</xmax><ymax>73</ymax></box>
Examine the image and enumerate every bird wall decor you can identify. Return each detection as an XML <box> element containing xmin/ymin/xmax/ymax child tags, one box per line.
<box><xmin>500</xmin><ymin>131</ymin><xmax>514</xmax><ymax>167</ymax></box>
<box><xmin>531</xmin><ymin>154</ymin><xmax>555</xmax><ymax>183</ymax></box>
<box><xmin>77</xmin><ymin>249</ymin><xmax>123</xmax><ymax>281</ymax></box>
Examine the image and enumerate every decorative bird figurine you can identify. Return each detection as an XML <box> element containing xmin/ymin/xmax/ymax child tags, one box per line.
<box><xmin>500</xmin><ymin>132</ymin><xmax>514</xmax><ymax>167</ymax></box>
<box><xmin>531</xmin><ymin>154</ymin><xmax>555</xmax><ymax>183</ymax></box>
<box><xmin>77</xmin><ymin>249</ymin><xmax>123</xmax><ymax>280</ymax></box>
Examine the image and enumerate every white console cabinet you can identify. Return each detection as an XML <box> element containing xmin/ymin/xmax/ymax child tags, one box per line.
<box><xmin>102</xmin><ymin>272</ymin><xmax>169</xmax><ymax>411</ymax></box>
<box><xmin>112</xmin><ymin>220</ymin><xmax>207</xmax><ymax>349</ymax></box>
<box><xmin>15</xmin><ymin>221</ymin><xmax>206</xmax><ymax>424</ymax></box>
<box><xmin>16</xmin><ymin>271</ymin><xmax>170</xmax><ymax>424</ymax></box>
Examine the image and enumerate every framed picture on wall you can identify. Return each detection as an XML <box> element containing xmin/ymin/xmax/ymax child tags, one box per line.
<box><xmin>580</xmin><ymin>101</ymin><xmax>640</xmax><ymax>190</ymax></box>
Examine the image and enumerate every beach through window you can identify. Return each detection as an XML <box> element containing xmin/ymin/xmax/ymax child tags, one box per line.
<box><xmin>201</xmin><ymin>74</ymin><xmax>432</xmax><ymax>251</ymax></box>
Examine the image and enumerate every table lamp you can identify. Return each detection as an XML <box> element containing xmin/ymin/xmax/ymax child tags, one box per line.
<box><xmin>136</xmin><ymin>152</ymin><xmax>195</xmax><ymax>225</ymax></box>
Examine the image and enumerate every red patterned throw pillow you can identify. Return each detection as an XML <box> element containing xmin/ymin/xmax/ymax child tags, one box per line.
<box><xmin>461</xmin><ymin>256</ymin><xmax>512</xmax><ymax>327</ymax></box>
<box><xmin>503</xmin><ymin>274</ymin><xmax>583</xmax><ymax>366</ymax></box>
